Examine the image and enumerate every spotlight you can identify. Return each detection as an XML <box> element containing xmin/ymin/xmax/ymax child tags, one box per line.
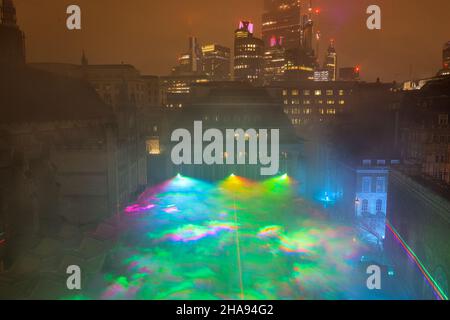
<box><xmin>281</xmin><ymin>174</ymin><xmax>288</xmax><ymax>179</ymax></box>
<box><xmin>230</xmin><ymin>173</ymin><xmax>236</xmax><ymax>177</ymax></box>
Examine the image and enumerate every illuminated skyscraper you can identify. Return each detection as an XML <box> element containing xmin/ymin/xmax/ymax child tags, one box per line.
<box><xmin>172</xmin><ymin>37</ymin><xmax>202</xmax><ymax>75</ymax></box>
<box><xmin>264</xmin><ymin>36</ymin><xmax>286</xmax><ymax>84</ymax></box>
<box><xmin>262</xmin><ymin>0</ymin><xmax>319</xmax><ymax>82</ymax></box>
<box><xmin>201</xmin><ymin>44</ymin><xmax>231</xmax><ymax>81</ymax></box>
<box><xmin>233</xmin><ymin>21</ymin><xmax>265</xmax><ymax>85</ymax></box>
<box><xmin>0</xmin><ymin>0</ymin><xmax>25</xmax><ymax>65</ymax></box>
<box><xmin>324</xmin><ymin>39</ymin><xmax>337</xmax><ymax>81</ymax></box>
<box><xmin>262</xmin><ymin>0</ymin><xmax>302</xmax><ymax>50</ymax></box>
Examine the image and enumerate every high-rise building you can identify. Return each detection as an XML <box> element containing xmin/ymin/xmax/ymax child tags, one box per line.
<box><xmin>233</xmin><ymin>21</ymin><xmax>265</xmax><ymax>85</ymax></box>
<box><xmin>437</xmin><ymin>41</ymin><xmax>450</xmax><ymax>76</ymax></box>
<box><xmin>262</xmin><ymin>0</ymin><xmax>302</xmax><ymax>50</ymax></box>
<box><xmin>324</xmin><ymin>39</ymin><xmax>337</xmax><ymax>81</ymax></box>
<box><xmin>340</xmin><ymin>66</ymin><xmax>360</xmax><ymax>81</ymax></box>
<box><xmin>172</xmin><ymin>37</ymin><xmax>202</xmax><ymax>75</ymax></box>
<box><xmin>300</xmin><ymin>3</ymin><xmax>314</xmax><ymax>54</ymax></box>
<box><xmin>201</xmin><ymin>44</ymin><xmax>231</xmax><ymax>81</ymax></box>
<box><xmin>281</xmin><ymin>1</ymin><xmax>317</xmax><ymax>81</ymax></box>
<box><xmin>443</xmin><ymin>41</ymin><xmax>450</xmax><ymax>70</ymax></box>
<box><xmin>284</xmin><ymin>46</ymin><xmax>316</xmax><ymax>81</ymax></box>
<box><xmin>262</xmin><ymin>1</ymin><xmax>320</xmax><ymax>82</ymax></box>
<box><xmin>1</xmin><ymin>0</ymin><xmax>16</xmax><ymax>25</ymax></box>
<box><xmin>264</xmin><ymin>36</ymin><xmax>286</xmax><ymax>84</ymax></box>
<box><xmin>0</xmin><ymin>0</ymin><xmax>25</xmax><ymax>65</ymax></box>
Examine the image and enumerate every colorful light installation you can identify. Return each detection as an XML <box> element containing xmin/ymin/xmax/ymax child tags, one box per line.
<box><xmin>63</xmin><ymin>174</ymin><xmax>370</xmax><ymax>300</ymax></box>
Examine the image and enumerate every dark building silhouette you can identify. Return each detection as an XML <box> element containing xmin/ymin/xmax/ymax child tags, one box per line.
<box><xmin>158</xmin><ymin>82</ymin><xmax>303</xmax><ymax>182</ymax></box>
<box><xmin>399</xmin><ymin>76</ymin><xmax>450</xmax><ymax>185</ymax></box>
<box><xmin>0</xmin><ymin>0</ymin><xmax>25</xmax><ymax>65</ymax></box>
<box><xmin>438</xmin><ymin>41</ymin><xmax>450</xmax><ymax>76</ymax></box>
<box><xmin>201</xmin><ymin>44</ymin><xmax>231</xmax><ymax>81</ymax></box>
<box><xmin>443</xmin><ymin>41</ymin><xmax>450</xmax><ymax>69</ymax></box>
<box><xmin>340</xmin><ymin>66</ymin><xmax>360</xmax><ymax>81</ymax></box>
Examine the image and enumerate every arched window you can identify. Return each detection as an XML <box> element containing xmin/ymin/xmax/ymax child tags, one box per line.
<box><xmin>376</xmin><ymin>199</ymin><xmax>383</xmax><ymax>212</ymax></box>
<box><xmin>362</xmin><ymin>199</ymin><xmax>369</xmax><ymax>213</ymax></box>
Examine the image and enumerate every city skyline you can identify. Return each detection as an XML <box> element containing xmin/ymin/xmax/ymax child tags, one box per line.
<box><xmin>12</xmin><ymin>0</ymin><xmax>450</xmax><ymax>82</ymax></box>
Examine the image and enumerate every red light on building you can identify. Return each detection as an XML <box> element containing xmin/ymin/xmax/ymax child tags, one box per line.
<box><xmin>315</xmin><ymin>8</ymin><xmax>320</xmax><ymax>14</ymax></box>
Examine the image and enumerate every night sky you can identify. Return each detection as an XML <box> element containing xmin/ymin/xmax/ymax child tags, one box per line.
<box><xmin>14</xmin><ymin>0</ymin><xmax>450</xmax><ymax>82</ymax></box>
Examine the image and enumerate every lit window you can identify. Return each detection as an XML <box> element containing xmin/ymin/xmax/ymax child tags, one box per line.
<box><xmin>326</xmin><ymin>90</ymin><xmax>334</xmax><ymax>96</ymax></box>
<box><xmin>292</xmin><ymin>89</ymin><xmax>299</xmax><ymax>96</ymax></box>
<box><xmin>315</xmin><ymin>90</ymin><xmax>322</xmax><ymax>96</ymax></box>
<box><xmin>339</xmin><ymin>90</ymin><xmax>344</xmax><ymax>96</ymax></box>
<box><xmin>304</xmin><ymin>90</ymin><xmax>310</xmax><ymax>96</ymax></box>
<box><xmin>146</xmin><ymin>138</ymin><xmax>161</xmax><ymax>155</ymax></box>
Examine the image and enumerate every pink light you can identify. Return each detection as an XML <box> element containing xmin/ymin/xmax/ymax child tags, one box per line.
<box><xmin>270</xmin><ymin>36</ymin><xmax>277</xmax><ymax>47</ymax></box>
<box><xmin>163</xmin><ymin>223</ymin><xmax>237</xmax><ymax>243</ymax></box>
<box><xmin>125</xmin><ymin>203</ymin><xmax>155</xmax><ymax>214</ymax></box>
<box><xmin>164</xmin><ymin>206</ymin><xmax>179</xmax><ymax>214</ymax></box>
<box><xmin>248</xmin><ymin>22</ymin><xmax>254</xmax><ymax>34</ymax></box>
<box><xmin>239</xmin><ymin>21</ymin><xmax>254</xmax><ymax>34</ymax></box>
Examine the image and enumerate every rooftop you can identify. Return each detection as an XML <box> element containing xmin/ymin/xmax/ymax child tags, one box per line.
<box><xmin>0</xmin><ymin>64</ymin><xmax>113</xmax><ymax>124</ymax></box>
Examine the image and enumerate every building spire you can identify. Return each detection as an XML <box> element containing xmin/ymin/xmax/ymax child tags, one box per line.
<box><xmin>308</xmin><ymin>0</ymin><xmax>313</xmax><ymax>20</ymax></box>
<box><xmin>81</xmin><ymin>50</ymin><xmax>88</xmax><ymax>66</ymax></box>
<box><xmin>1</xmin><ymin>0</ymin><xmax>17</xmax><ymax>27</ymax></box>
